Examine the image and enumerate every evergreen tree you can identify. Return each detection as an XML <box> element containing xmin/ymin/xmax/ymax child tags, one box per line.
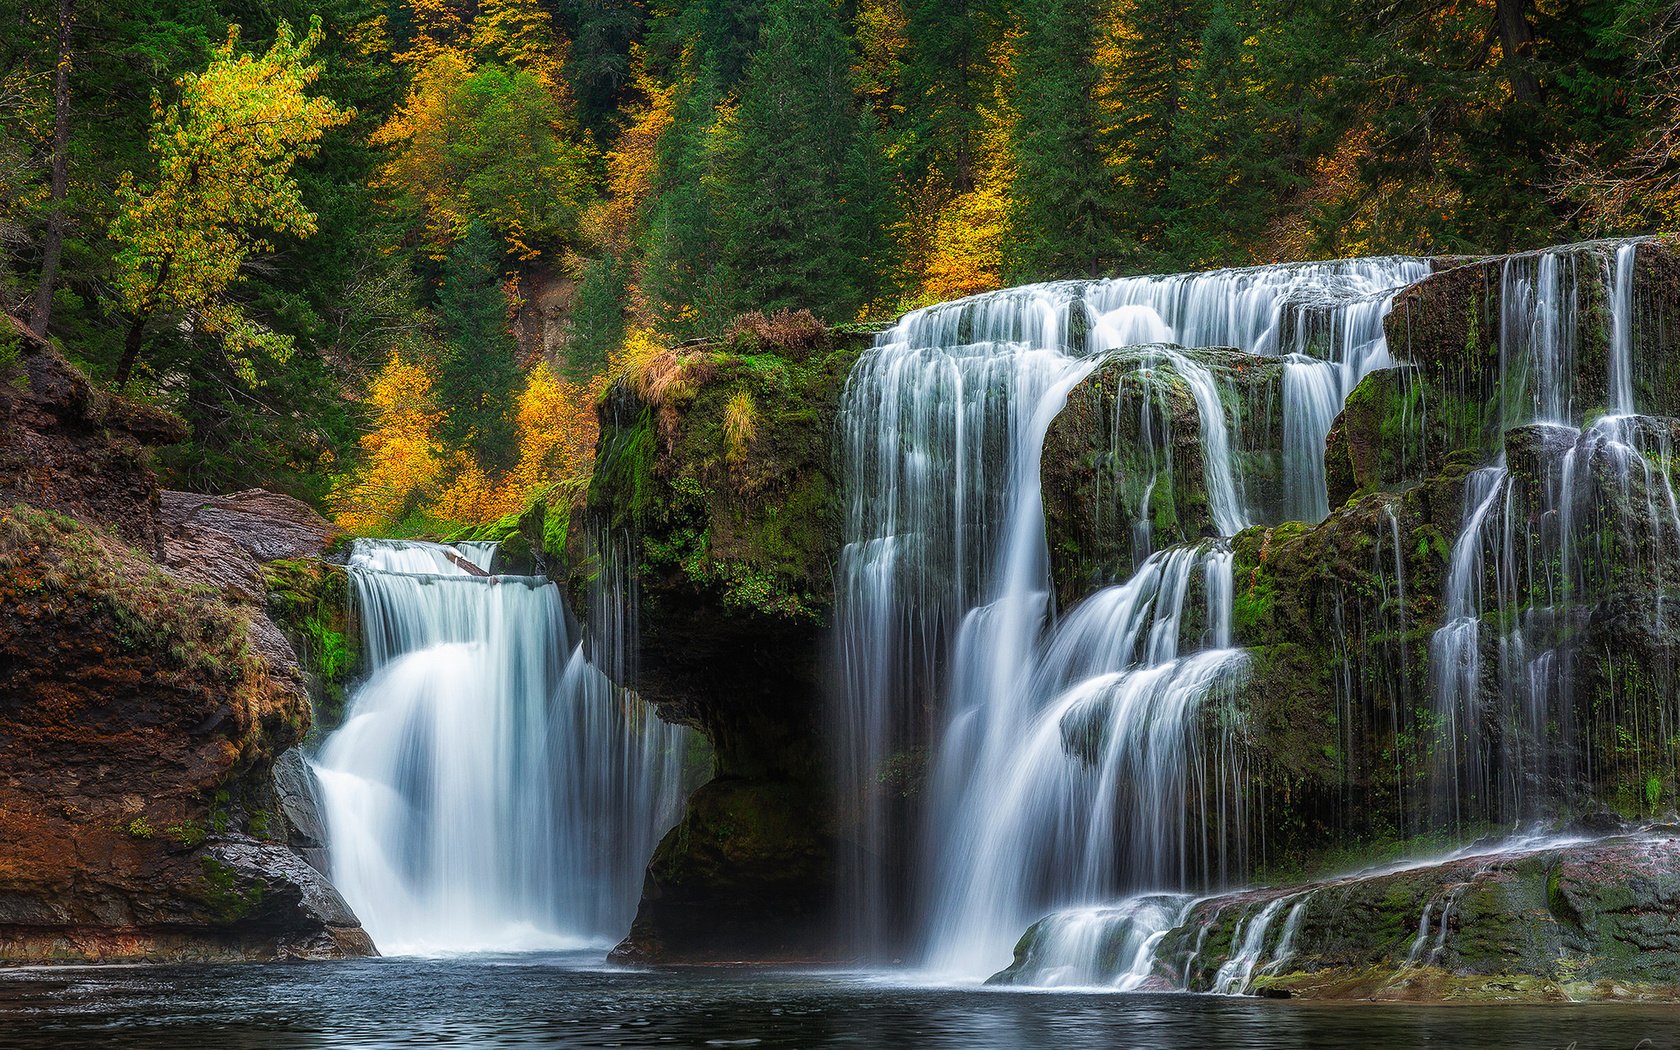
<box><xmin>712</xmin><ymin>0</ymin><xmax>897</xmax><ymax>320</ymax></box>
<box><xmin>1096</xmin><ymin>0</ymin><xmax>1203</xmax><ymax>267</ymax></box>
<box><xmin>639</xmin><ymin>62</ymin><xmax>731</xmax><ymax>335</ymax></box>
<box><xmin>1005</xmin><ymin>0</ymin><xmax>1123</xmax><ymax>281</ymax></box>
<box><xmin>435</xmin><ymin>221</ymin><xmax>521</xmax><ymax>470</ymax></box>
<box><xmin>1160</xmin><ymin>3</ymin><xmax>1288</xmax><ymax>267</ymax></box>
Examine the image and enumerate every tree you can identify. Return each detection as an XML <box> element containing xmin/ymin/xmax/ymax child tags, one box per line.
<box><xmin>371</xmin><ymin>52</ymin><xmax>593</xmax><ymax>257</ymax></box>
<box><xmin>434</xmin><ymin>220</ymin><xmax>522</xmax><ymax>471</ymax></box>
<box><xmin>28</xmin><ymin>0</ymin><xmax>72</xmax><ymax>336</ymax></box>
<box><xmin>1159</xmin><ymin>3</ymin><xmax>1290</xmax><ymax>267</ymax></box>
<box><xmin>108</xmin><ymin>17</ymin><xmax>352</xmax><ymax>388</ymax></box>
<box><xmin>712</xmin><ymin>0</ymin><xmax>897</xmax><ymax>320</ymax></box>
<box><xmin>1005</xmin><ymin>0</ymin><xmax>1124</xmax><ymax>280</ymax></box>
<box><xmin>329</xmin><ymin>350</ymin><xmax>445</xmax><ymax>533</ymax></box>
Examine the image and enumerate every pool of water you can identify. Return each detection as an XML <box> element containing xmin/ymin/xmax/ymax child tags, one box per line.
<box><xmin>0</xmin><ymin>952</ymin><xmax>1674</xmax><ymax>1049</ymax></box>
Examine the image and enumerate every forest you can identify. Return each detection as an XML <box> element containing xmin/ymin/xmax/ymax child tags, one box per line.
<box><xmin>0</xmin><ymin>0</ymin><xmax>1674</xmax><ymax>529</ymax></box>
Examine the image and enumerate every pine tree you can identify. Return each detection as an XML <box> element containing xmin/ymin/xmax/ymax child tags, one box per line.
<box><xmin>434</xmin><ymin>221</ymin><xmax>521</xmax><ymax>470</ymax></box>
<box><xmin>1096</xmin><ymin>0</ymin><xmax>1203</xmax><ymax>267</ymax></box>
<box><xmin>1159</xmin><ymin>3</ymin><xmax>1286</xmax><ymax>267</ymax></box>
<box><xmin>712</xmin><ymin>0</ymin><xmax>897</xmax><ymax>320</ymax></box>
<box><xmin>1005</xmin><ymin>0</ymin><xmax>1123</xmax><ymax>281</ymax></box>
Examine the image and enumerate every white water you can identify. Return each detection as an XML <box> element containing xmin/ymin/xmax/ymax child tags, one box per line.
<box><xmin>315</xmin><ymin>539</ymin><xmax>691</xmax><ymax>955</ymax></box>
<box><xmin>834</xmin><ymin>257</ymin><xmax>1429</xmax><ymax>973</ymax></box>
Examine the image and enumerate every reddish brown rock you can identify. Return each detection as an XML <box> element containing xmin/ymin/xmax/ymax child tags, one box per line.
<box><xmin>0</xmin><ymin>316</ymin><xmax>184</xmax><ymax>557</ymax></box>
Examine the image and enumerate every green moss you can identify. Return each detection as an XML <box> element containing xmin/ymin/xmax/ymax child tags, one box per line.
<box><xmin>263</xmin><ymin>558</ymin><xmax>356</xmax><ymax>732</ymax></box>
<box><xmin>199</xmin><ymin>856</ymin><xmax>263</xmax><ymax>924</ymax></box>
<box><xmin>166</xmin><ymin>820</ymin><xmax>207</xmax><ymax>848</ymax></box>
<box><xmin>0</xmin><ymin>324</ymin><xmax>23</xmax><ymax>387</ymax></box>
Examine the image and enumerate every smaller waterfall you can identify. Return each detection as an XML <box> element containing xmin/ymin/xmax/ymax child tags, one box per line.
<box><xmin>315</xmin><ymin>539</ymin><xmax>692</xmax><ymax>955</ymax></box>
<box><xmin>1609</xmin><ymin>241</ymin><xmax>1640</xmax><ymax>415</ymax></box>
<box><xmin>1426</xmin><ymin>241</ymin><xmax>1677</xmax><ymax>829</ymax></box>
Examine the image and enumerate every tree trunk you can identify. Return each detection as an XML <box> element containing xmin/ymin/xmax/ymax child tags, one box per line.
<box><xmin>28</xmin><ymin>0</ymin><xmax>73</xmax><ymax>338</ymax></box>
<box><xmin>114</xmin><ymin>316</ymin><xmax>144</xmax><ymax>389</ymax></box>
<box><xmin>1494</xmin><ymin>0</ymin><xmax>1543</xmax><ymax>106</ymax></box>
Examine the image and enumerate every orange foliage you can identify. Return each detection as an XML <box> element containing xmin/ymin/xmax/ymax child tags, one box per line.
<box><xmin>429</xmin><ymin>360</ymin><xmax>602</xmax><ymax>526</ymax></box>
<box><xmin>336</xmin><ymin>353</ymin><xmax>603</xmax><ymax>532</ymax></box>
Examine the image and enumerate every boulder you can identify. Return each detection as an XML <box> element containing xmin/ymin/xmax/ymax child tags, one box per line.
<box><xmin>1041</xmin><ymin>346</ymin><xmax>1284</xmax><ymax>608</ymax></box>
<box><xmin>993</xmin><ymin>832</ymin><xmax>1680</xmax><ymax>1002</ymax></box>
<box><xmin>0</xmin><ymin>505</ymin><xmax>372</xmax><ymax>961</ymax></box>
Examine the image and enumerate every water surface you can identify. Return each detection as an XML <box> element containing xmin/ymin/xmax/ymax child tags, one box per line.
<box><xmin>0</xmin><ymin>952</ymin><xmax>1674</xmax><ymax>1049</ymax></box>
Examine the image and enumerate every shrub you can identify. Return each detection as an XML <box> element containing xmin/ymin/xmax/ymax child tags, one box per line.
<box><xmin>725</xmin><ymin>309</ymin><xmax>826</xmax><ymax>353</ymax></box>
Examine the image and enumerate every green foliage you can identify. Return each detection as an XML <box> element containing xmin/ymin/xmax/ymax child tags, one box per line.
<box><xmin>1005</xmin><ymin>0</ymin><xmax>1123</xmax><ymax>280</ymax></box>
<box><xmin>435</xmin><ymin>221</ymin><xmax>522</xmax><ymax>470</ymax></box>
<box><xmin>0</xmin><ymin>324</ymin><xmax>21</xmax><ymax>386</ymax></box>
<box><xmin>712</xmin><ymin>0</ymin><xmax>899</xmax><ymax>320</ymax></box>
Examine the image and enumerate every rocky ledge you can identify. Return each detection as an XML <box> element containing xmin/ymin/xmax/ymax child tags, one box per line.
<box><xmin>994</xmin><ymin>829</ymin><xmax>1680</xmax><ymax>1002</ymax></box>
<box><xmin>0</xmin><ymin>316</ymin><xmax>370</xmax><ymax>962</ymax></box>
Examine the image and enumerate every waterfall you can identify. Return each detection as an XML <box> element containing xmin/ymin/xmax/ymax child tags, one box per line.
<box><xmin>1426</xmin><ymin>240</ymin><xmax>1671</xmax><ymax>829</ymax></box>
<box><xmin>834</xmin><ymin>257</ymin><xmax>1428</xmax><ymax>972</ymax></box>
<box><xmin>314</xmin><ymin>539</ymin><xmax>691</xmax><ymax>955</ymax></box>
<box><xmin>1609</xmin><ymin>240</ymin><xmax>1639</xmax><ymax>416</ymax></box>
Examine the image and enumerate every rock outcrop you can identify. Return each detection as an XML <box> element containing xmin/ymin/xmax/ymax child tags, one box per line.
<box><xmin>0</xmin><ymin>315</ymin><xmax>370</xmax><ymax>962</ymax></box>
<box><xmin>994</xmin><ymin>830</ymin><xmax>1680</xmax><ymax>1002</ymax></box>
<box><xmin>576</xmin><ymin>325</ymin><xmax>870</xmax><ymax>962</ymax></box>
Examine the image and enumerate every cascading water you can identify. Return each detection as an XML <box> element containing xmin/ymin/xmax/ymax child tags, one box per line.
<box><xmin>314</xmin><ymin>539</ymin><xmax>691</xmax><ymax>955</ymax></box>
<box><xmin>1426</xmin><ymin>240</ymin><xmax>1673</xmax><ymax>829</ymax></box>
<box><xmin>834</xmin><ymin>257</ymin><xmax>1429</xmax><ymax>973</ymax></box>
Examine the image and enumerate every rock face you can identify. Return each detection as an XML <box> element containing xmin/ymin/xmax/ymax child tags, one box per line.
<box><xmin>1031</xmin><ymin>240</ymin><xmax>1680</xmax><ymax>891</ymax></box>
<box><xmin>0</xmin><ymin>315</ymin><xmax>370</xmax><ymax>962</ymax></box>
<box><xmin>0</xmin><ymin>317</ymin><xmax>184</xmax><ymax>556</ymax></box>
<box><xmin>994</xmin><ymin>831</ymin><xmax>1680</xmax><ymax>1002</ymax></box>
<box><xmin>576</xmin><ymin>327</ymin><xmax>870</xmax><ymax>962</ymax></box>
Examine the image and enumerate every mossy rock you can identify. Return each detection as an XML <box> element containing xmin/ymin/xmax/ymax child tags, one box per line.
<box><xmin>1041</xmin><ymin>345</ymin><xmax>1285</xmax><ymax>608</ymax></box>
<box><xmin>261</xmin><ymin>558</ymin><xmax>358</xmax><ymax>737</ymax></box>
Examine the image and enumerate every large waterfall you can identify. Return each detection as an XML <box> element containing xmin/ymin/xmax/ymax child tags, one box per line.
<box><xmin>314</xmin><ymin>539</ymin><xmax>691</xmax><ymax>955</ymax></box>
<box><xmin>833</xmin><ymin>258</ymin><xmax>1429</xmax><ymax>973</ymax></box>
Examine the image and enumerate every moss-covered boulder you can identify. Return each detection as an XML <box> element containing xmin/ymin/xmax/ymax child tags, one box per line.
<box><xmin>574</xmin><ymin>327</ymin><xmax>872</xmax><ymax>961</ymax></box>
<box><xmin>994</xmin><ymin>832</ymin><xmax>1680</xmax><ymax>1002</ymax></box>
<box><xmin>610</xmin><ymin>776</ymin><xmax>835</xmax><ymax>964</ymax></box>
<box><xmin>1042</xmin><ymin>345</ymin><xmax>1284</xmax><ymax>607</ymax></box>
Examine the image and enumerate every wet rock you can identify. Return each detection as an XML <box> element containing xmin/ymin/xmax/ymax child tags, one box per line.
<box><xmin>1041</xmin><ymin>345</ymin><xmax>1283</xmax><ymax>608</ymax></box>
<box><xmin>0</xmin><ymin>506</ymin><xmax>372</xmax><ymax>962</ymax></box>
<box><xmin>272</xmin><ymin>749</ymin><xmax>332</xmax><ymax>875</ymax></box>
<box><xmin>995</xmin><ymin>833</ymin><xmax>1680</xmax><ymax>1002</ymax></box>
<box><xmin>611</xmin><ymin>777</ymin><xmax>837</xmax><ymax>965</ymax></box>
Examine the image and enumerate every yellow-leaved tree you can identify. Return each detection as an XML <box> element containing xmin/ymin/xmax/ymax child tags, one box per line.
<box><xmin>330</xmin><ymin>353</ymin><xmax>446</xmax><ymax>533</ymax></box>
<box><xmin>109</xmin><ymin>18</ymin><xmax>352</xmax><ymax>388</ymax></box>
